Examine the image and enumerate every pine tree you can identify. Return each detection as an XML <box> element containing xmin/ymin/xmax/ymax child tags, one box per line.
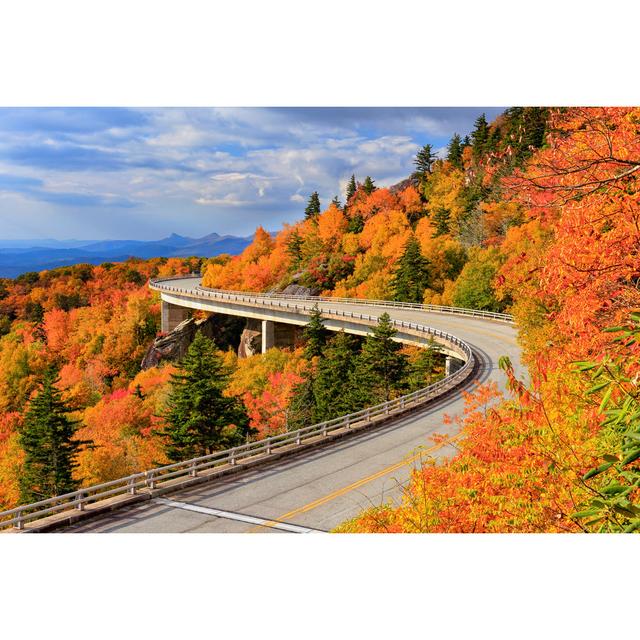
<box><xmin>362</xmin><ymin>176</ymin><xmax>376</xmax><ymax>195</ymax></box>
<box><xmin>331</xmin><ymin>196</ymin><xmax>342</xmax><ymax>209</ymax></box>
<box><xmin>286</xmin><ymin>229</ymin><xmax>304</xmax><ymax>268</ymax></box>
<box><xmin>161</xmin><ymin>331</ymin><xmax>249</xmax><ymax>461</ymax></box>
<box><xmin>347</xmin><ymin>213</ymin><xmax>365</xmax><ymax>234</ymax></box>
<box><xmin>303</xmin><ymin>303</ymin><xmax>328</xmax><ymax>359</ymax></box>
<box><xmin>391</xmin><ymin>235</ymin><xmax>431</xmax><ymax>303</ymax></box>
<box><xmin>431</xmin><ymin>206</ymin><xmax>452</xmax><ymax>238</ymax></box>
<box><xmin>471</xmin><ymin>113</ymin><xmax>490</xmax><ymax>159</ymax></box>
<box><xmin>408</xmin><ymin>339</ymin><xmax>441</xmax><ymax>391</ymax></box>
<box><xmin>304</xmin><ymin>191</ymin><xmax>321</xmax><ymax>219</ymax></box>
<box><xmin>313</xmin><ymin>331</ymin><xmax>360</xmax><ymax>420</ymax></box>
<box><xmin>287</xmin><ymin>377</ymin><xmax>317</xmax><ymax>431</ymax></box>
<box><xmin>354</xmin><ymin>313</ymin><xmax>409</xmax><ymax>403</ymax></box>
<box><xmin>447</xmin><ymin>133</ymin><xmax>464</xmax><ymax>169</ymax></box>
<box><xmin>414</xmin><ymin>144</ymin><xmax>437</xmax><ymax>174</ymax></box>
<box><xmin>345</xmin><ymin>174</ymin><xmax>357</xmax><ymax>203</ymax></box>
<box><xmin>19</xmin><ymin>366</ymin><xmax>89</xmax><ymax>503</ymax></box>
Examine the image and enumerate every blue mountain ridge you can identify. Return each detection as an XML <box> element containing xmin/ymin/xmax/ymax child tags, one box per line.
<box><xmin>0</xmin><ymin>232</ymin><xmax>255</xmax><ymax>278</ymax></box>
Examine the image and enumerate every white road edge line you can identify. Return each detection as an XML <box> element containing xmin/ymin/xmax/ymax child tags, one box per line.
<box><xmin>154</xmin><ymin>498</ymin><xmax>322</xmax><ymax>534</ymax></box>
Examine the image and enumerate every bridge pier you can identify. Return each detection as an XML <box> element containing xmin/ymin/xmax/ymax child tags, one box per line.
<box><xmin>445</xmin><ymin>355</ymin><xmax>465</xmax><ymax>376</ymax></box>
<box><xmin>261</xmin><ymin>320</ymin><xmax>275</xmax><ymax>353</ymax></box>
<box><xmin>161</xmin><ymin>300</ymin><xmax>190</xmax><ymax>333</ymax></box>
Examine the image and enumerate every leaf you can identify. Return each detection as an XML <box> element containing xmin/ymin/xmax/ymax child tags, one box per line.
<box><xmin>586</xmin><ymin>381</ymin><xmax>610</xmax><ymax>395</ymax></box>
<box><xmin>583</xmin><ymin>461</ymin><xmax>614</xmax><ymax>480</ymax></box>
<box><xmin>598</xmin><ymin>386</ymin><xmax>613</xmax><ymax>413</ymax></box>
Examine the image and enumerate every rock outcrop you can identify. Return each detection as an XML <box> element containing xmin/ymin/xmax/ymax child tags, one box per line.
<box><xmin>237</xmin><ymin>318</ymin><xmax>262</xmax><ymax>358</ymax></box>
<box><xmin>141</xmin><ymin>316</ymin><xmax>216</xmax><ymax>369</ymax></box>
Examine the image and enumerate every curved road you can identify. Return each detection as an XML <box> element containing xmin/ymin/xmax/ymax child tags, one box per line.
<box><xmin>65</xmin><ymin>279</ymin><xmax>523</xmax><ymax>533</ymax></box>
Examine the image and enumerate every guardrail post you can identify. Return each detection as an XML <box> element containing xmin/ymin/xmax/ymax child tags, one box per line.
<box><xmin>266</xmin><ymin>438</ymin><xmax>272</xmax><ymax>454</ymax></box>
<box><xmin>296</xmin><ymin>432</ymin><xmax>301</xmax><ymax>445</ymax></box>
<box><xmin>345</xmin><ymin>416</ymin><xmax>351</xmax><ymax>429</ymax></box>
<box><xmin>15</xmin><ymin>510</ymin><xmax>23</xmax><ymax>530</ymax></box>
<box><xmin>128</xmin><ymin>478</ymin><xmax>136</xmax><ymax>495</ymax></box>
<box><xmin>365</xmin><ymin>409</ymin><xmax>371</xmax><ymax>422</ymax></box>
<box><xmin>75</xmin><ymin>492</ymin><xmax>85</xmax><ymax>511</ymax></box>
<box><xmin>322</xmin><ymin>424</ymin><xmax>327</xmax><ymax>436</ymax></box>
<box><xmin>230</xmin><ymin>448</ymin><xmax>236</xmax><ymax>466</ymax></box>
<box><xmin>400</xmin><ymin>397</ymin><xmax>405</xmax><ymax>409</ymax></box>
<box><xmin>146</xmin><ymin>471</ymin><xmax>155</xmax><ymax>490</ymax></box>
<box><xmin>189</xmin><ymin>461</ymin><xmax>197</xmax><ymax>477</ymax></box>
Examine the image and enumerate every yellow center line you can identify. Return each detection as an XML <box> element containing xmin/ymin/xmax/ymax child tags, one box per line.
<box><xmin>249</xmin><ymin>433</ymin><xmax>463</xmax><ymax>532</ymax></box>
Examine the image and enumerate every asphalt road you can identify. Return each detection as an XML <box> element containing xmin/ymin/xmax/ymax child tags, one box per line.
<box><xmin>65</xmin><ymin>282</ymin><xmax>523</xmax><ymax>533</ymax></box>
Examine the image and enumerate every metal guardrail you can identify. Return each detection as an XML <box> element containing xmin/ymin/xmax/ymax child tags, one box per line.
<box><xmin>0</xmin><ymin>289</ymin><xmax>475</xmax><ymax>531</ymax></box>
<box><xmin>150</xmin><ymin>274</ymin><xmax>514</xmax><ymax>323</ymax></box>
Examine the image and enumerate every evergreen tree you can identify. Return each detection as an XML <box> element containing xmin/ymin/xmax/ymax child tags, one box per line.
<box><xmin>304</xmin><ymin>191</ymin><xmax>321</xmax><ymax>219</ymax></box>
<box><xmin>347</xmin><ymin>213</ymin><xmax>365</xmax><ymax>234</ymax></box>
<box><xmin>286</xmin><ymin>229</ymin><xmax>304</xmax><ymax>268</ymax></box>
<box><xmin>408</xmin><ymin>339</ymin><xmax>441</xmax><ymax>391</ymax></box>
<box><xmin>447</xmin><ymin>133</ymin><xmax>464</xmax><ymax>169</ymax></box>
<box><xmin>161</xmin><ymin>331</ymin><xmax>249</xmax><ymax>461</ymax></box>
<box><xmin>345</xmin><ymin>174</ymin><xmax>357</xmax><ymax>203</ymax></box>
<box><xmin>287</xmin><ymin>377</ymin><xmax>317</xmax><ymax>431</ymax></box>
<box><xmin>354</xmin><ymin>313</ymin><xmax>409</xmax><ymax>402</ymax></box>
<box><xmin>362</xmin><ymin>176</ymin><xmax>376</xmax><ymax>195</ymax></box>
<box><xmin>331</xmin><ymin>195</ymin><xmax>342</xmax><ymax>209</ymax></box>
<box><xmin>303</xmin><ymin>303</ymin><xmax>328</xmax><ymax>359</ymax></box>
<box><xmin>487</xmin><ymin>126</ymin><xmax>502</xmax><ymax>154</ymax></box>
<box><xmin>391</xmin><ymin>235</ymin><xmax>431</xmax><ymax>304</ymax></box>
<box><xmin>19</xmin><ymin>366</ymin><xmax>89</xmax><ymax>503</ymax></box>
<box><xmin>431</xmin><ymin>206</ymin><xmax>452</xmax><ymax>238</ymax></box>
<box><xmin>414</xmin><ymin>144</ymin><xmax>437</xmax><ymax>174</ymax></box>
<box><xmin>313</xmin><ymin>331</ymin><xmax>361</xmax><ymax>420</ymax></box>
<box><xmin>471</xmin><ymin>113</ymin><xmax>490</xmax><ymax>159</ymax></box>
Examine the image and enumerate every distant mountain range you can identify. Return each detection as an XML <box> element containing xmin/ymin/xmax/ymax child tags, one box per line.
<box><xmin>0</xmin><ymin>232</ymin><xmax>255</xmax><ymax>278</ymax></box>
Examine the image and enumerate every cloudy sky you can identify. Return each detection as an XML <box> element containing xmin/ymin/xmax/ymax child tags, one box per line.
<box><xmin>0</xmin><ymin>107</ymin><xmax>504</xmax><ymax>240</ymax></box>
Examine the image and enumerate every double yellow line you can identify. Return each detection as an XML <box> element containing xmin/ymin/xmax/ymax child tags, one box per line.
<box><xmin>251</xmin><ymin>432</ymin><xmax>463</xmax><ymax>532</ymax></box>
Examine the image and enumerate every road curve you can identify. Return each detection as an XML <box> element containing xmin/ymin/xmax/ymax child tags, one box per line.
<box><xmin>64</xmin><ymin>278</ymin><xmax>523</xmax><ymax>533</ymax></box>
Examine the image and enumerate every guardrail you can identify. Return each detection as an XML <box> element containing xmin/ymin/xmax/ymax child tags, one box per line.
<box><xmin>150</xmin><ymin>275</ymin><xmax>514</xmax><ymax>323</ymax></box>
<box><xmin>0</xmin><ymin>303</ymin><xmax>474</xmax><ymax>531</ymax></box>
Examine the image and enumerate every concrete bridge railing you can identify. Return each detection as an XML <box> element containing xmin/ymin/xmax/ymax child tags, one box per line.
<box><xmin>150</xmin><ymin>274</ymin><xmax>515</xmax><ymax>324</ymax></box>
<box><xmin>0</xmin><ymin>304</ymin><xmax>474</xmax><ymax>532</ymax></box>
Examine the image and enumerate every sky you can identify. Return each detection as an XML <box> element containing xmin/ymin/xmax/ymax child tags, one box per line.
<box><xmin>0</xmin><ymin>107</ymin><xmax>505</xmax><ymax>241</ymax></box>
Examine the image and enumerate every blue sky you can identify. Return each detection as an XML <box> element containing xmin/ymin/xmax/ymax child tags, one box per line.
<box><xmin>0</xmin><ymin>107</ymin><xmax>504</xmax><ymax>240</ymax></box>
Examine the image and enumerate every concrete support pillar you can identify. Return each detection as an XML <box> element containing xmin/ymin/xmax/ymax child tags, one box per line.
<box><xmin>261</xmin><ymin>320</ymin><xmax>275</xmax><ymax>353</ymax></box>
<box><xmin>161</xmin><ymin>300</ymin><xmax>190</xmax><ymax>333</ymax></box>
<box><xmin>445</xmin><ymin>355</ymin><xmax>464</xmax><ymax>376</ymax></box>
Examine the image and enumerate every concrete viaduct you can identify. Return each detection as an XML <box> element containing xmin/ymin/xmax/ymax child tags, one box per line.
<box><xmin>0</xmin><ymin>276</ymin><xmax>522</xmax><ymax>533</ymax></box>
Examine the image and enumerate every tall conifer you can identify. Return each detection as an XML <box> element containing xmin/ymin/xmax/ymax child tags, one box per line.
<box><xmin>447</xmin><ymin>133</ymin><xmax>464</xmax><ymax>169</ymax></box>
<box><xmin>362</xmin><ymin>176</ymin><xmax>376</xmax><ymax>195</ymax></box>
<box><xmin>303</xmin><ymin>304</ymin><xmax>328</xmax><ymax>359</ymax></box>
<box><xmin>305</xmin><ymin>191</ymin><xmax>321</xmax><ymax>219</ymax></box>
<box><xmin>391</xmin><ymin>235</ymin><xmax>431</xmax><ymax>303</ymax></box>
<box><xmin>345</xmin><ymin>174</ymin><xmax>357</xmax><ymax>203</ymax></box>
<box><xmin>161</xmin><ymin>332</ymin><xmax>248</xmax><ymax>461</ymax></box>
<box><xmin>414</xmin><ymin>144</ymin><xmax>437</xmax><ymax>174</ymax></box>
<box><xmin>19</xmin><ymin>367</ymin><xmax>89</xmax><ymax>503</ymax></box>
<box><xmin>353</xmin><ymin>313</ymin><xmax>409</xmax><ymax>403</ymax></box>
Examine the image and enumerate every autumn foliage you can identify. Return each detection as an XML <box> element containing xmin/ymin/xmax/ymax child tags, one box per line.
<box><xmin>2</xmin><ymin>107</ymin><xmax>639</xmax><ymax>532</ymax></box>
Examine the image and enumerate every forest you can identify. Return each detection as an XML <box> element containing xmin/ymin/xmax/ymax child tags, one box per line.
<box><xmin>1</xmin><ymin>107</ymin><xmax>638</xmax><ymax>533</ymax></box>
